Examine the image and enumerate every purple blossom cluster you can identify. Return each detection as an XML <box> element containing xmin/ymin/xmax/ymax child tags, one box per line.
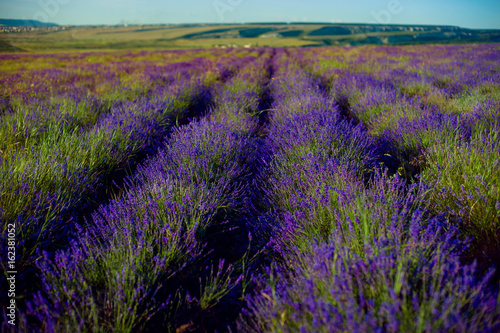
<box><xmin>240</xmin><ymin>47</ymin><xmax>500</xmax><ymax>332</ymax></box>
<box><xmin>1</xmin><ymin>50</ymin><xmax>255</xmax><ymax>329</ymax></box>
<box><xmin>1</xmin><ymin>44</ymin><xmax>499</xmax><ymax>332</ymax></box>
<box><xmin>14</xmin><ymin>50</ymin><xmax>276</xmax><ymax>331</ymax></box>
<box><xmin>27</xmin><ymin>118</ymin><xmax>253</xmax><ymax>331</ymax></box>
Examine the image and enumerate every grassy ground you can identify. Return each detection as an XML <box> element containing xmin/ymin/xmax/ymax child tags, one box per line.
<box><xmin>2</xmin><ymin>23</ymin><xmax>499</xmax><ymax>53</ymax></box>
<box><xmin>0</xmin><ymin>24</ymin><xmax>320</xmax><ymax>52</ymax></box>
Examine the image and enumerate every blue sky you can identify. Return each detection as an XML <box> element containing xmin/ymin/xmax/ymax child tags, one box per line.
<box><xmin>1</xmin><ymin>0</ymin><xmax>499</xmax><ymax>29</ymax></box>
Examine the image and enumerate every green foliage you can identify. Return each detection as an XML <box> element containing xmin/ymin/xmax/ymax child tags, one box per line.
<box><xmin>0</xmin><ymin>97</ymin><xmax>110</xmax><ymax>155</ymax></box>
<box><xmin>422</xmin><ymin>127</ymin><xmax>500</xmax><ymax>246</ymax></box>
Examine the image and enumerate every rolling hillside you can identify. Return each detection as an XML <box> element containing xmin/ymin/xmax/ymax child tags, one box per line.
<box><xmin>1</xmin><ymin>22</ymin><xmax>499</xmax><ymax>52</ymax></box>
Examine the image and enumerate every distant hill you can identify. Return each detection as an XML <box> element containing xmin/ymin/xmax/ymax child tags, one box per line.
<box><xmin>1</xmin><ymin>22</ymin><xmax>499</xmax><ymax>52</ymax></box>
<box><xmin>175</xmin><ymin>23</ymin><xmax>500</xmax><ymax>46</ymax></box>
<box><xmin>0</xmin><ymin>18</ymin><xmax>58</xmax><ymax>26</ymax></box>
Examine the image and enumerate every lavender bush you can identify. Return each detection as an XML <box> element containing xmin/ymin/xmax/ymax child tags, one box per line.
<box><xmin>1</xmin><ymin>44</ymin><xmax>499</xmax><ymax>332</ymax></box>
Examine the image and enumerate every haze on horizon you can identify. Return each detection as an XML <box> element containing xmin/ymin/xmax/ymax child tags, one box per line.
<box><xmin>0</xmin><ymin>0</ymin><xmax>499</xmax><ymax>29</ymax></box>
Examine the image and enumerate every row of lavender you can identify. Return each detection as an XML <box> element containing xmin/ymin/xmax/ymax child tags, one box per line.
<box><xmin>7</xmin><ymin>49</ymin><xmax>275</xmax><ymax>331</ymax></box>
<box><xmin>297</xmin><ymin>44</ymin><xmax>500</xmax><ymax>267</ymax></box>
<box><xmin>239</xmin><ymin>49</ymin><xmax>500</xmax><ymax>332</ymax></box>
<box><xmin>0</xmin><ymin>48</ymin><xmax>260</xmax><ymax>329</ymax></box>
<box><xmin>1</xmin><ymin>44</ymin><xmax>499</xmax><ymax>331</ymax></box>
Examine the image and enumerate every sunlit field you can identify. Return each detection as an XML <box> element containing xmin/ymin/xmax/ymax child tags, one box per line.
<box><xmin>1</xmin><ymin>44</ymin><xmax>500</xmax><ymax>332</ymax></box>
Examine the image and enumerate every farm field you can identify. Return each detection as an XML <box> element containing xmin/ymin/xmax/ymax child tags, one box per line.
<box><xmin>1</xmin><ymin>43</ymin><xmax>500</xmax><ymax>332</ymax></box>
<box><xmin>2</xmin><ymin>23</ymin><xmax>500</xmax><ymax>53</ymax></box>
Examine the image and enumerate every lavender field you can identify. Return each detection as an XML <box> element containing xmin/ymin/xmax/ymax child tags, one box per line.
<box><xmin>1</xmin><ymin>44</ymin><xmax>500</xmax><ymax>332</ymax></box>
